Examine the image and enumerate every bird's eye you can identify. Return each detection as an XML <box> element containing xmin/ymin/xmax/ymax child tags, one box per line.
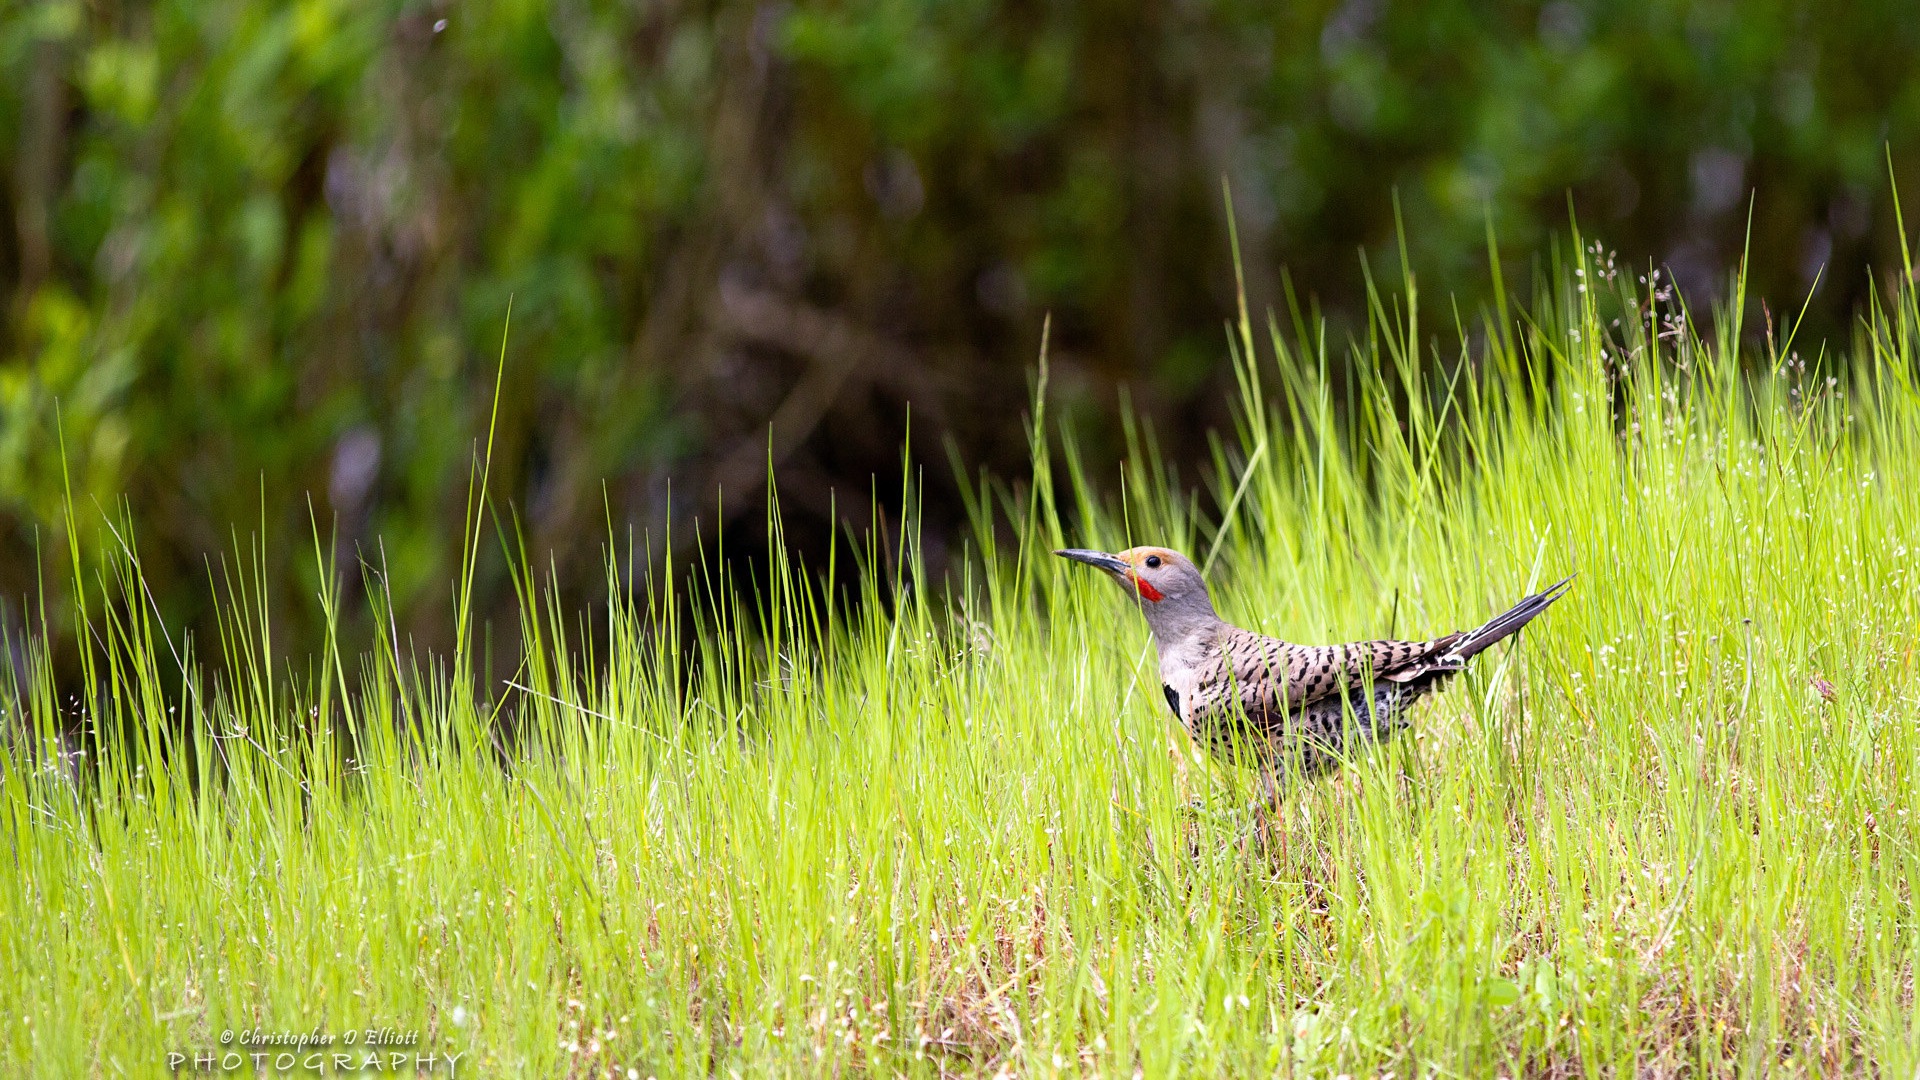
<box><xmin>1144</xmin><ymin>555</ymin><xmax>1162</xmax><ymax>569</ymax></box>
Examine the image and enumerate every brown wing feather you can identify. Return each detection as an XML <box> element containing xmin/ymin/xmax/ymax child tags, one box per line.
<box><xmin>1186</xmin><ymin>627</ymin><xmax>1462</xmax><ymax>769</ymax></box>
<box><xmin>1206</xmin><ymin>627</ymin><xmax>1455</xmax><ymax>706</ymax></box>
<box><xmin>1181</xmin><ymin>579</ymin><xmax>1572</xmax><ymax>778</ymax></box>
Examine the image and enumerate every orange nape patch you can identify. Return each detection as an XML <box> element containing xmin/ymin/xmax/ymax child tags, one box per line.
<box><xmin>1132</xmin><ymin>575</ymin><xmax>1165</xmax><ymax>602</ymax></box>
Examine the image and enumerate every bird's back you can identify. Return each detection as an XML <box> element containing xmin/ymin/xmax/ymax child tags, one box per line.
<box><xmin>1171</xmin><ymin>578</ymin><xmax>1570</xmax><ymax>776</ymax></box>
<box><xmin>1176</xmin><ymin>624</ymin><xmax>1456</xmax><ymax>772</ymax></box>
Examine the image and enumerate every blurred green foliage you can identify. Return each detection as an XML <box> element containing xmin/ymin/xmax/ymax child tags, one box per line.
<box><xmin>3</xmin><ymin>0</ymin><xmax>1919</xmax><ymax>670</ymax></box>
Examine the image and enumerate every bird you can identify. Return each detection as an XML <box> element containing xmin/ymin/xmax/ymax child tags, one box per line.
<box><xmin>1055</xmin><ymin>546</ymin><xmax>1571</xmax><ymax>783</ymax></box>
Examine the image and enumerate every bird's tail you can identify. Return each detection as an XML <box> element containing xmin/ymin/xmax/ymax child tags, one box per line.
<box><xmin>1448</xmin><ymin>575</ymin><xmax>1574</xmax><ymax>660</ymax></box>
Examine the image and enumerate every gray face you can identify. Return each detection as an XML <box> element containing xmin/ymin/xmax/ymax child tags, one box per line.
<box><xmin>1053</xmin><ymin>546</ymin><xmax>1219</xmax><ymax>644</ymax></box>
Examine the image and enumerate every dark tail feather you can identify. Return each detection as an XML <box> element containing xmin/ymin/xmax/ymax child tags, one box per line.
<box><xmin>1450</xmin><ymin>574</ymin><xmax>1574</xmax><ymax>660</ymax></box>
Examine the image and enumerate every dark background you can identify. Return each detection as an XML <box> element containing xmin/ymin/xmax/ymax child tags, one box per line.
<box><xmin>4</xmin><ymin>0</ymin><xmax>1919</xmax><ymax>675</ymax></box>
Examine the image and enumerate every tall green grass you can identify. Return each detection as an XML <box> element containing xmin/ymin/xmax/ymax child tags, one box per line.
<box><xmin>4</xmin><ymin>241</ymin><xmax>1918</xmax><ymax>1076</ymax></box>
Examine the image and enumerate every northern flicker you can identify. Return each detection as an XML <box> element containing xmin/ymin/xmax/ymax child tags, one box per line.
<box><xmin>1056</xmin><ymin>547</ymin><xmax>1571</xmax><ymax>779</ymax></box>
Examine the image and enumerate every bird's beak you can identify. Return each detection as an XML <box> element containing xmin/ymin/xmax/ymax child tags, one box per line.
<box><xmin>1053</xmin><ymin>548</ymin><xmax>1131</xmax><ymax>576</ymax></box>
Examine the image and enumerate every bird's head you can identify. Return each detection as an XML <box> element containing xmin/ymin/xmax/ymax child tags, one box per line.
<box><xmin>1053</xmin><ymin>546</ymin><xmax>1217</xmax><ymax>641</ymax></box>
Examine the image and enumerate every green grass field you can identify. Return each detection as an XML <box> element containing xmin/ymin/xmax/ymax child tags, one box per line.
<box><xmin>5</xmin><ymin>241</ymin><xmax>1918</xmax><ymax>1077</ymax></box>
